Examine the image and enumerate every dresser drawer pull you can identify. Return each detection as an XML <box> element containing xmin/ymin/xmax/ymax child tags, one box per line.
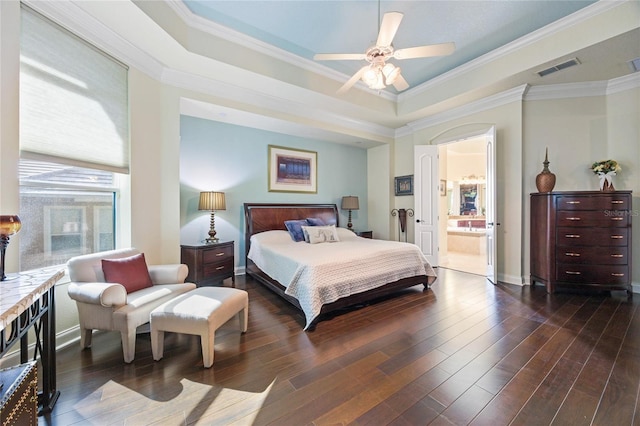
<box><xmin>565</xmin><ymin>271</ymin><xmax>581</xmax><ymax>275</ymax></box>
<box><xmin>611</xmin><ymin>217</ymin><xmax>624</xmax><ymax>221</ymax></box>
<box><xmin>565</xmin><ymin>234</ymin><xmax>581</xmax><ymax>238</ymax></box>
<box><xmin>566</xmin><ymin>201</ymin><xmax>581</xmax><ymax>204</ymax></box>
<box><xmin>216</xmin><ymin>266</ymin><xmax>225</xmax><ymax>270</ymax></box>
<box><xmin>566</xmin><ymin>217</ymin><xmax>581</xmax><ymax>221</ymax></box>
<box><xmin>611</xmin><ymin>254</ymin><xmax>624</xmax><ymax>258</ymax></box>
<box><xmin>611</xmin><ymin>273</ymin><xmax>625</xmax><ymax>277</ymax></box>
<box><xmin>611</xmin><ymin>200</ymin><xmax>624</xmax><ymax>204</ymax></box>
<box><xmin>611</xmin><ymin>235</ymin><xmax>624</xmax><ymax>239</ymax></box>
<box><xmin>215</xmin><ymin>252</ymin><xmax>225</xmax><ymax>257</ymax></box>
<box><xmin>564</xmin><ymin>252</ymin><xmax>580</xmax><ymax>257</ymax></box>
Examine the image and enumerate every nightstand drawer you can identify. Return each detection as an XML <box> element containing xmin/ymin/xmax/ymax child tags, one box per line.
<box><xmin>204</xmin><ymin>258</ymin><xmax>234</xmax><ymax>278</ymax></box>
<box><xmin>203</xmin><ymin>245</ymin><xmax>233</xmax><ymax>263</ymax></box>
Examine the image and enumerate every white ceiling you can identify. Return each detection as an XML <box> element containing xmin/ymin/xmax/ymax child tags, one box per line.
<box><xmin>183</xmin><ymin>0</ymin><xmax>599</xmax><ymax>93</ymax></box>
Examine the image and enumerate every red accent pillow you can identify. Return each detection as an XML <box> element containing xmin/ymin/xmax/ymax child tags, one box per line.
<box><xmin>102</xmin><ymin>253</ymin><xmax>153</xmax><ymax>293</ymax></box>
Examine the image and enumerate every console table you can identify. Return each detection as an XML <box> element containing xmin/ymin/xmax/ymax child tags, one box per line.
<box><xmin>0</xmin><ymin>267</ymin><xmax>64</xmax><ymax>415</ymax></box>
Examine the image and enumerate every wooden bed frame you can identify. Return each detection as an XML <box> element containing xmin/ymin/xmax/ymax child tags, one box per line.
<box><xmin>244</xmin><ymin>203</ymin><xmax>433</xmax><ymax>328</ymax></box>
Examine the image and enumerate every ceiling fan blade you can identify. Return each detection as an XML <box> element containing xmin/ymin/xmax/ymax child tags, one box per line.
<box><xmin>393</xmin><ymin>42</ymin><xmax>456</xmax><ymax>60</ymax></box>
<box><xmin>393</xmin><ymin>74</ymin><xmax>410</xmax><ymax>92</ymax></box>
<box><xmin>376</xmin><ymin>12</ymin><xmax>403</xmax><ymax>47</ymax></box>
<box><xmin>314</xmin><ymin>53</ymin><xmax>367</xmax><ymax>61</ymax></box>
<box><xmin>337</xmin><ymin>66</ymin><xmax>369</xmax><ymax>95</ymax></box>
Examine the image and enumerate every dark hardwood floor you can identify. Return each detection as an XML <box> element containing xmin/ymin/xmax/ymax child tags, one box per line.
<box><xmin>38</xmin><ymin>269</ymin><xmax>640</xmax><ymax>425</ymax></box>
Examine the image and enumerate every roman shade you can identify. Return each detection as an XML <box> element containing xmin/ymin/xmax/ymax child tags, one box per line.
<box><xmin>19</xmin><ymin>6</ymin><xmax>129</xmax><ymax>174</ymax></box>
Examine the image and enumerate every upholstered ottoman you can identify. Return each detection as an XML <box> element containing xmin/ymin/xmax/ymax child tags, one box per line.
<box><xmin>150</xmin><ymin>287</ymin><xmax>248</xmax><ymax>367</ymax></box>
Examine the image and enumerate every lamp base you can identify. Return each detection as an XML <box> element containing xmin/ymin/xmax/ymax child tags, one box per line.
<box><xmin>204</xmin><ymin>237</ymin><xmax>219</xmax><ymax>244</ymax></box>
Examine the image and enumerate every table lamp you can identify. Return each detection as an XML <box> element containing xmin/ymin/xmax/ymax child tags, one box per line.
<box><xmin>0</xmin><ymin>215</ymin><xmax>22</xmax><ymax>281</ymax></box>
<box><xmin>341</xmin><ymin>196</ymin><xmax>359</xmax><ymax>230</ymax></box>
<box><xmin>198</xmin><ymin>192</ymin><xmax>226</xmax><ymax>243</ymax></box>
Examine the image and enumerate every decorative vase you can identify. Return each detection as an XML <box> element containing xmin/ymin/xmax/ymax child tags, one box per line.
<box><xmin>535</xmin><ymin>148</ymin><xmax>556</xmax><ymax>193</ymax></box>
<box><xmin>601</xmin><ymin>178</ymin><xmax>615</xmax><ymax>192</ymax></box>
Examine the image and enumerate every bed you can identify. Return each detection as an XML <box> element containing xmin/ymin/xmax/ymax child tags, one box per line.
<box><xmin>244</xmin><ymin>203</ymin><xmax>437</xmax><ymax>330</ymax></box>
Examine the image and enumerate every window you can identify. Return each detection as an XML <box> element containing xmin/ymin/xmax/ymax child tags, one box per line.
<box><xmin>19</xmin><ymin>6</ymin><xmax>128</xmax><ymax>270</ymax></box>
<box><xmin>19</xmin><ymin>161</ymin><xmax>118</xmax><ymax>270</ymax></box>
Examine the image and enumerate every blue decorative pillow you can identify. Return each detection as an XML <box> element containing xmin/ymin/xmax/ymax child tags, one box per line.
<box><xmin>284</xmin><ymin>219</ymin><xmax>308</xmax><ymax>242</ymax></box>
<box><xmin>306</xmin><ymin>217</ymin><xmax>326</xmax><ymax>226</ymax></box>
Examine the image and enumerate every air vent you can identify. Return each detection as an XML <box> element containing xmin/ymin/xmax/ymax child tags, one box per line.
<box><xmin>537</xmin><ymin>58</ymin><xmax>581</xmax><ymax>77</ymax></box>
<box><xmin>628</xmin><ymin>57</ymin><xmax>640</xmax><ymax>73</ymax></box>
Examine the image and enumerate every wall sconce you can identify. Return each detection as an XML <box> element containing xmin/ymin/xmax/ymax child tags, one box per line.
<box><xmin>198</xmin><ymin>192</ymin><xmax>226</xmax><ymax>244</ymax></box>
<box><xmin>0</xmin><ymin>215</ymin><xmax>22</xmax><ymax>281</ymax></box>
<box><xmin>341</xmin><ymin>196</ymin><xmax>359</xmax><ymax>230</ymax></box>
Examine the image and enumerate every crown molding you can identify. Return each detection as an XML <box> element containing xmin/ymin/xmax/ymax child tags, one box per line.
<box><xmin>398</xmin><ymin>0</ymin><xmax>624</xmax><ymax>103</ymax></box>
<box><xmin>23</xmin><ymin>0</ymin><xmax>165</xmax><ymax>80</ymax></box>
<box><xmin>525</xmin><ymin>81</ymin><xmax>609</xmax><ymax>101</ymax></box>
<box><xmin>163</xmin><ymin>68</ymin><xmax>394</xmax><ymax>142</ymax></box>
<box><xmin>396</xmin><ymin>84</ymin><xmax>529</xmax><ymax>137</ymax></box>
<box><xmin>607</xmin><ymin>72</ymin><xmax>640</xmax><ymax>95</ymax></box>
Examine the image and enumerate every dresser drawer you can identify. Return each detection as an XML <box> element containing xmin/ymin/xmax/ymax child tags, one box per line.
<box><xmin>556</xmin><ymin>194</ymin><xmax>630</xmax><ymax>211</ymax></box>
<box><xmin>556</xmin><ymin>211</ymin><xmax>630</xmax><ymax>227</ymax></box>
<box><xmin>203</xmin><ymin>245</ymin><xmax>233</xmax><ymax>263</ymax></box>
<box><xmin>556</xmin><ymin>246</ymin><xmax>628</xmax><ymax>265</ymax></box>
<box><xmin>556</xmin><ymin>264</ymin><xmax>629</xmax><ymax>284</ymax></box>
<box><xmin>556</xmin><ymin>227</ymin><xmax>629</xmax><ymax>247</ymax></box>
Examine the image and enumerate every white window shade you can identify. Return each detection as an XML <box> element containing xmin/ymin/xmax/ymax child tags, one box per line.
<box><xmin>20</xmin><ymin>7</ymin><xmax>129</xmax><ymax>174</ymax></box>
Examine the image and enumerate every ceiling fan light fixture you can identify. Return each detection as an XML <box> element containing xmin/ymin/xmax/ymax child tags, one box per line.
<box><xmin>362</xmin><ymin>66</ymin><xmax>385</xmax><ymax>89</ymax></box>
<box><xmin>382</xmin><ymin>63</ymin><xmax>401</xmax><ymax>84</ymax></box>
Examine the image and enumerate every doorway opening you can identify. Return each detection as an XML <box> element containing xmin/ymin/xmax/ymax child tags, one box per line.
<box><xmin>438</xmin><ymin>137</ymin><xmax>487</xmax><ymax>276</ymax></box>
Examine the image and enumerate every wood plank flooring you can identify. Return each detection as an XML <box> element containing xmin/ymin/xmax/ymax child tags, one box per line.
<box><xmin>38</xmin><ymin>269</ymin><xmax>640</xmax><ymax>425</ymax></box>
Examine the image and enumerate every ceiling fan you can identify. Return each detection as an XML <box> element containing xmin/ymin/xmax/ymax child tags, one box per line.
<box><xmin>314</xmin><ymin>11</ymin><xmax>455</xmax><ymax>94</ymax></box>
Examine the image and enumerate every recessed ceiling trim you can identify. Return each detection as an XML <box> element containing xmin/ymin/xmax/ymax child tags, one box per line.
<box><xmin>166</xmin><ymin>0</ymin><xmax>397</xmax><ymax>100</ymax></box>
<box><xmin>398</xmin><ymin>0</ymin><xmax>625</xmax><ymax>102</ymax></box>
<box><xmin>397</xmin><ymin>84</ymin><xmax>529</xmax><ymax>137</ymax></box>
<box><xmin>607</xmin><ymin>72</ymin><xmax>640</xmax><ymax>95</ymax></box>
<box><xmin>165</xmin><ymin>68</ymin><xmax>395</xmax><ymax>141</ymax></box>
<box><xmin>525</xmin><ymin>81</ymin><xmax>608</xmax><ymax>101</ymax></box>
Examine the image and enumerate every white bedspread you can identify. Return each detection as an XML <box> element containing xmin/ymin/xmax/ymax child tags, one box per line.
<box><xmin>248</xmin><ymin>228</ymin><xmax>437</xmax><ymax>329</ymax></box>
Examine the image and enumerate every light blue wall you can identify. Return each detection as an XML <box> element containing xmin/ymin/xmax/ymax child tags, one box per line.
<box><xmin>179</xmin><ymin>115</ymin><xmax>368</xmax><ymax>267</ymax></box>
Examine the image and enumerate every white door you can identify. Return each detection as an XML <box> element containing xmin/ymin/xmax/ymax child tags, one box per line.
<box><xmin>485</xmin><ymin>126</ymin><xmax>498</xmax><ymax>283</ymax></box>
<box><xmin>414</xmin><ymin>145</ymin><xmax>439</xmax><ymax>266</ymax></box>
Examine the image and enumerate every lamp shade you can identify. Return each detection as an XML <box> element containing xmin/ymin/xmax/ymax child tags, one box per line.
<box><xmin>0</xmin><ymin>215</ymin><xmax>22</xmax><ymax>236</ymax></box>
<box><xmin>198</xmin><ymin>191</ymin><xmax>226</xmax><ymax>211</ymax></box>
<box><xmin>341</xmin><ymin>196</ymin><xmax>359</xmax><ymax>211</ymax></box>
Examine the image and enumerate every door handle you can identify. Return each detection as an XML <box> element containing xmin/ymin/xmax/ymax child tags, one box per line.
<box><xmin>487</xmin><ymin>222</ymin><xmax>501</xmax><ymax>226</ymax></box>
<box><xmin>416</xmin><ymin>219</ymin><xmax>422</xmax><ymax>223</ymax></box>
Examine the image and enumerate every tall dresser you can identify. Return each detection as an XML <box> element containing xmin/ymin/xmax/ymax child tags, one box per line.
<box><xmin>530</xmin><ymin>191</ymin><xmax>632</xmax><ymax>296</ymax></box>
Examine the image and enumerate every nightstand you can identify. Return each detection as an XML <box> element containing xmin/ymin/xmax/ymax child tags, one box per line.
<box><xmin>355</xmin><ymin>230</ymin><xmax>373</xmax><ymax>239</ymax></box>
<box><xmin>180</xmin><ymin>241</ymin><xmax>235</xmax><ymax>286</ymax></box>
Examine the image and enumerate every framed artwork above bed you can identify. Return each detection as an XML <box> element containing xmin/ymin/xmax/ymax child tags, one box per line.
<box><xmin>268</xmin><ymin>145</ymin><xmax>318</xmax><ymax>193</ymax></box>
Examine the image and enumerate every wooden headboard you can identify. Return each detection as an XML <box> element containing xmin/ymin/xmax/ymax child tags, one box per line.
<box><xmin>244</xmin><ymin>203</ymin><xmax>339</xmax><ymax>259</ymax></box>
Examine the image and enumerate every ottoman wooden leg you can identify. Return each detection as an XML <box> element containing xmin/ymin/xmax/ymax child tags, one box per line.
<box><xmin>239</xmin><ymin>304</ymin><xmax>248</xmax><ymax>333</ymax></box>
<box><xmin>200</xmin><ymin>330</ymin><xmax>214</xmax><ymax>368</ymax></box>
<box><xmin>151</xmin><ymin>329</ymin><xmax>165</xmax><ymax>361</ymax></box>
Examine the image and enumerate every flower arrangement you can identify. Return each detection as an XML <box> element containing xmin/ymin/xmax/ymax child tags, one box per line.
<box><xmin>591</xmin><ymin>159</ymin><xmax>621</xmax><ymax>175</ymax></box>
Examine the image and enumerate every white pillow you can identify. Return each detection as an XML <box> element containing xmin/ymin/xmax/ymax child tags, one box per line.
<box><xmin>301</xmin><ymin>225</ymin><xmax>340</xmax><ymax>244</ymax></box>
<box><xmin>250</xmin><ymin>230</ymin><xmax>293</xmax><ymax>245</ymax></box>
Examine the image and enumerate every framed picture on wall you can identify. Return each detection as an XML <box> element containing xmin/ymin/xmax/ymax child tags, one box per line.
<box><xmin>394</xmin><ymin>175</ymin><xmax>413</xmax><ymax>196</ymax></box>
<box><xmin>439</xmin><ymin>179</ymin><xmax>447</xmax><ymax>196</ymax></box>
<box><xmin>268</xmin><ymin>145</ymin><xmax>318</xmax><ymax>193</ymax></box>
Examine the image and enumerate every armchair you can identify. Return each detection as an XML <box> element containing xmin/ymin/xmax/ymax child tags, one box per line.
<box><xmin>67</xmin><ymin>248</ymin><xmax>196</xmax><ymax>363</ymax></box>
